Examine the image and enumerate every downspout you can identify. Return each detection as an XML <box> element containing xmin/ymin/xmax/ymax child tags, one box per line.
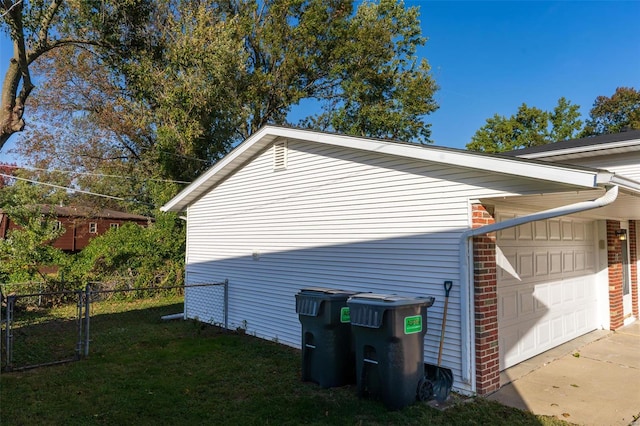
<box><xmin>458</xmin><ymin>185</ymin><xmax>619</xmax><ymax>391</ymax></box>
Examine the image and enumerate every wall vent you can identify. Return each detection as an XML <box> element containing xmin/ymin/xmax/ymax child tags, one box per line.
<box><xmin>273</xmin><ymin>141</ymin><xmax>288</xmax><ymax>171</ymax></box>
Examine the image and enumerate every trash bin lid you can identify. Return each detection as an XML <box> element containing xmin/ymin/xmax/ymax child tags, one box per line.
<box><xmin>348</xmin><ymin>293</ymin><xmax>435</xmax><ymax>308</ymax></box>
<box><xmin>298</xmin><ymin>287</ymin><xmax>358</xmax><ymax>297</ymax></box>
<box><xmin>296</xmin><ymin>287</ymin><xmax>358</xmax><ymax>317</ymax></box>
<box><xmin>348</xmin><ymin>294</ymin><xmax>435</xmax><ymax>328</ymax></box>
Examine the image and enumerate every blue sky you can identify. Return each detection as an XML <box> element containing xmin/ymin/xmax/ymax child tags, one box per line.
<box><xmin>1</xmin><ymin>0</ymin><xmax>639</xmax><ymax>162</ymax></box>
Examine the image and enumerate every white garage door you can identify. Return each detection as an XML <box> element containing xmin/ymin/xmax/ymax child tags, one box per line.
<box><xmin>496</xmin><ymin>214</ymin><xmax>598</xmax><ymax>370</ymax></box>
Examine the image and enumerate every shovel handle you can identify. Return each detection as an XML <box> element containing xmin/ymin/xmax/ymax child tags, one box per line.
<box><xmin>438</xmin><ymin>281</ymin><xmax>453</xmax><ymax>366</ymax></box>
<box><xmin>444</xmin><ymin>280</ymin><xmax>452</xmax><ymax>297</ymax></box>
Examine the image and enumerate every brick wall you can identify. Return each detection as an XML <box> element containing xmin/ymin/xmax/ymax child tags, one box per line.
<box><xmin>606</xmin><ymin>220</ymin><xmax>624</xmax><ymax>330</ymax></box>
<box><xmin>630</xmin><ymin>221</ymin><xmax>638</xmax><ymax>320</ymax></box>
<box><xmin>472</xmin><ymin>204</ymin><xmax>500</xmax><ymax>395</ymax></box>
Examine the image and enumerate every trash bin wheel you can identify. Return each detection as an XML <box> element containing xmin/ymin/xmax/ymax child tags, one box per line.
<box><xmin>417</xmin><ymin>377</ymin><xmax>434</xmax><ymax>402</ymax></box>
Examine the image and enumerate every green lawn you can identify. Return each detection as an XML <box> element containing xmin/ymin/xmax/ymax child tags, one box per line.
<box><xmin>0</xmin><ymin>297</ymin><xmax>571</xmax><ymax>425</ymax></box>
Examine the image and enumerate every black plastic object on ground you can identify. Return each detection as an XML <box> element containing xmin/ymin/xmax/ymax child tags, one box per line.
<box><xmin>431</xmin><ymin>280</ymin><xmax>454</xmax><ymax>402</ymax></box>
<box><xmin>295</xmin><ymin>287</ymin><xmax>358</xmax><ymax>388</ymax></box>
<box><xmin>348</xmin><ymin>293</ymin><xmax>435</xmax><ymax>410</ymax></box>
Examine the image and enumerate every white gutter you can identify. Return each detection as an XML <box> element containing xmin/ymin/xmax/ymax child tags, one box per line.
<box><xmin>610</xmin><ymin>175</ymin><xmax>640</xmax><ymax>193</ymax></box>
<box><xmin>457</xmin><ymin>185</ymin><xmax>619</xmax><ymax>391</ymax></box>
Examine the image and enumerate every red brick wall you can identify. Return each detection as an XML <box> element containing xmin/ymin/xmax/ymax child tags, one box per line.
<box><xmin>630</xmin><ymin>221</ymin><xmax>638</xmax><ymax>320</ymax></box>
<box><xmin>606</xmin><ymin>220</ymin><xmax>624</xmax><ymax>330</ymax></box>
<box><xmin>472</xmin><ymin>205</ymin><xmax>500</xmax><ymax>395</ymax></box>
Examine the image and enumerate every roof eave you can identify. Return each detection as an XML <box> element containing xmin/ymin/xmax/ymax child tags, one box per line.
<box><xmin>514</xmin><ymin>139</ymin><xmax>640</xmax><ymax>160</ymax></box>
<box><xmin>161</xmin><ymin>126</ymin><xmax>603</xmax><ymax>213</ymax></box>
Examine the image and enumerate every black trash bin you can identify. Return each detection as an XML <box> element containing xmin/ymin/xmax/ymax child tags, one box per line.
<box><xmin>348</xmin><ymin>293</ymin><xmax>435</xmax><ymax>410</ymax></box>
<box><xmin>295</xmin><ymin>287</ymin><xmax>358</xmax><ymax>388</ymax></box>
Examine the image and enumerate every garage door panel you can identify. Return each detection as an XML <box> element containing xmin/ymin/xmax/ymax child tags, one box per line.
<box><xmin>520</xmin><ymin>328</ymin><xmax>536</xmax><ymax>354</ymax></box>
<box><xmin>575</xmin><ymin>251</ymin><xmax>586</xmax><ymax>271</ymax></box>
<box><xmin>550</xmin><ymin>282</ymin><xmax>563</xmax><ymax>306</ymax></box>
<box><xmin>519</xmin><ymin>252</ymin><xmax>534</xmax><ymax>278</ymax></box>
<box><xmin>562</xmin><ymin>220</ymin><xmax>573</xmax><ymax>240</ymax></box>
<box><xmin>585</xmin><ymin>249</ymin><xmax>595</xmax><ymax>270</ymax></box>
<box><xmin>550</xmin><ymin>252</ymin><xmax>562</xmax><ymax>274</ymax></box>
<box><xmin>497</xmin><ymin>216</ymin><xmax>598</xmax><ymax>370</ymax></box>
<box><xmin>563</xmin><ymin>281</ymin><xmax>574</xmax><ymax>303</ymax></box>
<box><xmin>499</xmin><ymin>327</ymin><xmax>520</xmax><ymax>369</ymax></box>
<box><xmin>549</xmin><ymin>219</ymin><xmax>561</xmax><ymax>240</ymax></box>
<box><xmin>551</xmin><ymin>316</ymin><xmax>564</xmax><ymax>341</ymax></box>
<box><xmin>499</xmin><ymin>291</ymin><xmax>518</xmax><ymax>321</ymax></box>
<box><xmin>563</xmin><ymin>252</ymin><xmax>575</xmax><ymax>273</ymax></box>
<box><xmin>564</xmin><ymin>312</ymin><xmax>576</xmax><ymax>335</ymax></box>
<box><xmin>535</xmin><ymin>285</ymin><xmax>548</xmax><ymax>310</ymax></box>
<box><xmin>535</xmin><ymin>252</ymin><xmax>548</xmax><ymax>276</ymax></box>
<box><xmin>520</xmin><ymin>291</ymin><xmax>535</xmax><ymax>315</ymax></box>
<box><xmin>497</xmin><ymin>249</ymin><xmax>519</xmax><ymax>283</ymax></box>
<box><xmin>517</xmin><ymin>222</ymin><xmax>533</xmax><ymax>240</ymax></box>
<box><xmin>499</xmin><ymin>286</ymin><xmax>547</xmax><ymax>322</ymax></box>
<box><xmin>576</xmin><ymin>309</ymin><xmax>587</xmax><ymax>330</ymax></box>
<box><xmin>537</xmin><ymin>322</ymin><xmax>551</xmax><ymax>347</ymax></box>
<box><xmin>534</xmin><ymin>221</ymin><xmax>547</xmax><ymax>240</ymax></box>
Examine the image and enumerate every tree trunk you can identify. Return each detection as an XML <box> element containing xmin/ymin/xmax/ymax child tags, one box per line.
<box><xmin>1</xmin><ymin>58</ymin><xmax>28</xmax><ymax>152</ymax></box>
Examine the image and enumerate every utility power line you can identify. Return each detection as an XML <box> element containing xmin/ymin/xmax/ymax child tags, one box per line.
<box><xmin>3</xmin><ymin>164</ymin><xmax>191</xmax><ymax>184</ymax></box>
<box><xmin>0</xmin><ymin>173</ymin><xmax>156</xmax><ymax>207</ymax></box>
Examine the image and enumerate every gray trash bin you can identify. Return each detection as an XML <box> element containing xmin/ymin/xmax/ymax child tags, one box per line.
<box><xmin>295</xmin><ymin>287</ymin><xmax>358</xmax><ymax>388</ymax></box>
<box><xmin>348</xmin><ymin>293</ymin><xmax>435</xmax><ymax>410</ymax></box>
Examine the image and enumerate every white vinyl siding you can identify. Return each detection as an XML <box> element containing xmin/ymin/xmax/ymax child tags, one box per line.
<box><xmin>547</xmin><ymin>152</ymin><xmax>640</xmax><ymax>182</ymax></box>
<box><xmin>184</xmin><ymin>139</ymin><xmax>580</xmax><ymax>393</ymax></box>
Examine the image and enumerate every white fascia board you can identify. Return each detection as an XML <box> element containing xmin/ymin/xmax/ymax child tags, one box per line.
<box><xmin>348</xmin><ymin>141</ymin><xmax>599</xmax><ymax>188</ymax></box>
<box><xmin>516</xmin><ymin>139</ymin><xmax>640</xmax><ymax>160</ymax></box>
<box><xmin>271</xmin><ymin>127</ymin><xmax>600</xmax><ymax>188</ymax></box>
<box><xmin>161</xmin><ymin>126</ymin><xmax>601</xmax><ymax>212</ymax></box>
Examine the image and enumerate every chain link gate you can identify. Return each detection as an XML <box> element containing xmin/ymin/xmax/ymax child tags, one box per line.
<box><xmin>1</xmin><ymin>289</ymin><xmax>88</xmax><ymax>371</ymax></box>
<box><xmin>1</xmin><ymin>281</ymin><xmax>228</xmax><ymax>372</ymax></box>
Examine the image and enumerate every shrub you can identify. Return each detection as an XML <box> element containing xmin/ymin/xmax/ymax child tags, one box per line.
<box><xmin>63</xmin><ymin>212</ymin><xmax>185</xmax><ymax>289</ymax></box>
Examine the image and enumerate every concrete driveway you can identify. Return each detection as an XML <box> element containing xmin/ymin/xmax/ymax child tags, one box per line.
<box><xmin>488</xmin><ymin>322</ymin><xmax>640</xmax><ymax>426</ymax></box>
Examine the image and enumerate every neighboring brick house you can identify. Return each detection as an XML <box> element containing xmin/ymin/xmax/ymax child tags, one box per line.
<box><xmin>0</xmin><ymin>205</ymin><xmax>152</xmax><ymax>253</ymax></box>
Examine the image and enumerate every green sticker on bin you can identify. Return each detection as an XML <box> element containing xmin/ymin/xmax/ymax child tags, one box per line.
<box><xmin>340</xmin><ymin>307</ymin><xmax>350</xmax><ymax>323</ymax></box>
<box><xmin>404</xmin><ymin>315</ymin><xmax>422</xmax><ymax>334</ymax></box>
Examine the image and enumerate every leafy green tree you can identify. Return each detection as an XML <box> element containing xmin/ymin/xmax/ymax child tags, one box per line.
<box><xmin>0</xmin><ymin>172</ymin><xmax>72</xmax><ymax>284</ymax></box>
<box><xmin>466</xmin><ymin>98</ymin><xmax>582</xmax><ymax>153</ymax></box>
<box><xmin>17</xmin><ymin>0</ymin><xmax>438</xmax><ymax>193</ymax></box>
<box><xmin>0</xmin><ymin>0</ymin><xmax>152</xmax><ymax>151</ymax></box>
<box><xmin>0</xmin><ymin>199</ymin><xmax>66</xmax><ymax>283</ymax></box>
<box><xmin>580</xmin><ymin>87</ymin><xmax>640</xmax><ymax>136</ymax></box>
<box><xmin>549</xmin><ymin>97</ymin><xmax>583</xmax><ymax>142</ymax></box>
<box><xmin>299</xmin><ymin>0</ymin><xmax>438</xmax><ymax>142</ymax></box>
<box><xmin>0</xmin><ymin>172</ymin><xmax>184</xmax><ymax>287</ymax></box>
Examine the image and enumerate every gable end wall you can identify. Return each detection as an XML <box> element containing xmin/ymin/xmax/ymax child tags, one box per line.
<box><xmin>183</xmin><ymin>139</ymin><xmax>584</xmax><ymax>394</ymax></box>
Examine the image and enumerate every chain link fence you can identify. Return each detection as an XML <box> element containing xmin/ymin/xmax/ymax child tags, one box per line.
<box><xmin>1</xmin><ymin>281</ymin><xmax>228</xmax><ymax>372</ymax></box>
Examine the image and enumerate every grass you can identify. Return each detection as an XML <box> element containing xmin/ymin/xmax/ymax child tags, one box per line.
<box><xmin>0</xmin><ymin>297</ymin><xmax>572</xmax><ymax>425</ymax></box>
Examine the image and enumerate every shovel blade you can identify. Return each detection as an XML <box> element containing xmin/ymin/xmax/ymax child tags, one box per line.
<box><xmin>425</xmin><ymin>364</ymin><xmax>453</xmax><ymax>402</ymax></box>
